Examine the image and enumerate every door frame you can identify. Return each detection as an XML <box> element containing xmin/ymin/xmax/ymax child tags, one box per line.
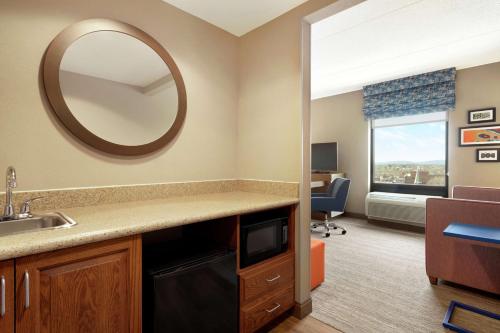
<box><xmin>298</xmin><ymin>0</ymin><xmax>365</xmax><ymax>307</ymax></box>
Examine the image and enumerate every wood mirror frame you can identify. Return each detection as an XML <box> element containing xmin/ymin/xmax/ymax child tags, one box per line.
<box><xmin>43</xmin><ymin>19</ymin><xmax>187</xmax><ymax>156</ymax></box>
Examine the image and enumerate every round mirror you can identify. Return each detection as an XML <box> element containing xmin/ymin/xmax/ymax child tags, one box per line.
<box><xmin>43</xmin><ymin>19</ymin><xmax>186</xmax><ymax>156</ymax></box>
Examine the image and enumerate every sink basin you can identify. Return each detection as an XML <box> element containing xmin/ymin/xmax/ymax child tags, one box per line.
<box><xmin>0</xmin><ymin>212</ymin><xmax>77</xmax><ymax>236</ymax></box>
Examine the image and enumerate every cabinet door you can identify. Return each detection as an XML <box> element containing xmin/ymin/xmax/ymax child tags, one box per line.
<box><xmin>15</xmin><ymin>236</ymin><xmax>141</xmax><ymax>333</ymax></box>
<box><xmin>0</xmin><ymin>260</ymin><xmax>14</xmax><ymax>333</ymax></box>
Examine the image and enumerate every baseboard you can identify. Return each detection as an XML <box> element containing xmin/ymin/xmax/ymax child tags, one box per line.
<box><xmin>292</xmin><ymin>298</ymin><xmax>312</xmax><ymax>319</ymax></box>
<box><xmin>344</xmin><ymin>211</ymin><xmax>367</xmax><ymax>219</ymax></box>
<box><xmin>312</xmin><ymin>211</ymin><xmax>367</xmax><ymax>221</ymax></box>
<box><xmin>367</xmin><ymin>218</ymin><xmax>425</xmax><ymax>233</ymax></box>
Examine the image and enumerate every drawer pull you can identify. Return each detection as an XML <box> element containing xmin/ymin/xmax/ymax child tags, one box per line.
<box><xmin>266</xmin><ymin>274</ymin><xmax>281</xmax><ymax>283</ymax></box>
<box><xmin>1</xmin><ymin>275</ymin><xmax>5</xmax><ymax>317</ymax></box>
<box><xmin>24</xmin><ymin>271</ymin><xmax>30</xmax><ymax>309</ymax></box>
<box><xmin>265</xmin><ymin>303</ymin><xmax>281</xmax><ymax>313</ymax></box>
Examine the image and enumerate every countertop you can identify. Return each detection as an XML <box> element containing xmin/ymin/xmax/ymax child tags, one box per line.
<box><xmin>0</xmin><ymin>191</ymin><xmax>298</xmax><ymax>261</ymax></box>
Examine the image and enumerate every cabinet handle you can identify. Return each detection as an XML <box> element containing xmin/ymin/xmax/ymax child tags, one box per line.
<box><xmin>266</xmin><ymin>274</ymin><xmax>281</xmax><ymax>283</ymax></box>
<box><xmin>1</xmin><ymin>275</ymin><xmax>5</xmax><ymax>317</ymax></box>
<box><xmin>23</xmin><ymin>271</ymin><xmax>30</xmax><ymax>309</ymax></box>
<box><xmin>265</xmin><ymin>303</ymin><xmax>281</xmax><ymax>313</ymax></box>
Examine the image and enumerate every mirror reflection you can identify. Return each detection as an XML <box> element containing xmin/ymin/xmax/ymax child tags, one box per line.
<box><xmin>59</xmin><ymin>31</ymin><xmax>178</xmax><ymax>146</ymax></box>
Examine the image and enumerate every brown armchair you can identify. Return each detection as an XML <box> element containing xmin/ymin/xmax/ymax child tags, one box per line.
<box><xmin>425</xmin><ymin>186</ymin><xmax>500</xmax><ymax>294</ymax></box>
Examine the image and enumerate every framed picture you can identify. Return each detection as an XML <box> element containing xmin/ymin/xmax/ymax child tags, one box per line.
<box><xmin>458</xmin><ymin>124</ymin><xmax>500</xmax><ymax>147</ymax></box>
<box><xmin>468</xmin><ymin>107</ymin><xmax>496</xmax><ymax>124</ymax></box>
<box><xmin>476</xmin><ymin>148</ymin><xmax>500</xmax><ymax>162</ymax></box>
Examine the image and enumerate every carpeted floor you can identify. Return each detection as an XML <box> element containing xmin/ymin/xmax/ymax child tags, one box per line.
<box><xmin>310</xmin><ymin>217</ymin><xmax>500</xmax><ymax>333</ymax></box>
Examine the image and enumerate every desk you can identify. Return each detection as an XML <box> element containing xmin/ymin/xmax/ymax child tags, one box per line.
<box><xmin>311</xmin><ymin>181</ymin><xmax>326</xmax><ymax>188</ymax></box>
<box><xmin>311</xmin><ymin>172</ymin><xmax>345</xmax><ymax>190</ymax></box>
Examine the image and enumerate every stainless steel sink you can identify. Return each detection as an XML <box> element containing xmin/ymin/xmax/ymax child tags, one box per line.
<box><xmin>0</xmin><ymin>212</ymin><xmax>77</xmax><ymax>236</ymax></box>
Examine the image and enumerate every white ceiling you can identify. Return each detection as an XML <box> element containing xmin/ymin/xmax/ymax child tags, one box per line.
<box><xmin>60</xmin><ymin>31</ymin><xmax>170</xmax><ymax>87</ymax></box>
<box><xmin>311</xmin><ymin>0</ymin><xmax>500</xmax><ymax>99</ymax></box>
<box><xmin>161</xmin><ymin>0</ymin><xmax>309</xmax><ymax>36</ymax></box>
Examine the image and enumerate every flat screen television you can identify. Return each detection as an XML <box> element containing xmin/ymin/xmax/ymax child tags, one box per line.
<box><xmin>312</xmin><ymin>142</ymin><xmax>338</xmax><ymax>172</ymax></box>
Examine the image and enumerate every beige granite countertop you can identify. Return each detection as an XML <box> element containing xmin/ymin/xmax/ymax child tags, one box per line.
<box><xmin>0</xmin><ymin>191</ymin><xmax>298</xmax><ymax>261</ymax></box>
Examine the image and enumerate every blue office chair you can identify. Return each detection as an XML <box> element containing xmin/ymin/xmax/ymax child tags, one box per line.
<box><xmin>311</xmin><ymin>177</ymin><xmax>351</xmax><ymax>237</ymax></box>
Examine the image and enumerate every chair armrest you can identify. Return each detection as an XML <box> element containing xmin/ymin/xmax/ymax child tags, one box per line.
<box><xmin>311</xmin><ymin>193</ymin><xmax>329</xmax><ymax>197</ymax></box>
<box><xmin>311</xmin><ymin>197</ymin><xmax>344</xmax><ymax>213</ymax></box>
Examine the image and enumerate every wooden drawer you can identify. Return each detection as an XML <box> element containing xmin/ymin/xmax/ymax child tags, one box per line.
<box><xmin>240</xmin><ymin>286</ymin><xmax>294</xmax><ymax>333</ymax></box>
<box><xmin>240</xmin><ymin>255</ymin><xmax>294</xmax><ymax>304</ymax></box>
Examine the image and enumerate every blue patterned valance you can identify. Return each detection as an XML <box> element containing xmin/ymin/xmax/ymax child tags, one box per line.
<box><xmin>362</xmin><ymin>68</ymin><xmax>456</xmax><ymax>120</ymax></box>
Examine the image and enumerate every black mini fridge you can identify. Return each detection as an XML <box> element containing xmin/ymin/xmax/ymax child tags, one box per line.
<box><xmin>144</xmin><ymin>248</ymin><xmax>237</xmax><ymax>333</ymax></box>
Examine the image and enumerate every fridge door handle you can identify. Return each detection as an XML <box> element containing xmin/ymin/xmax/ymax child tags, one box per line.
<box><xmin>1</xmin><ymin>275</ymin><xmax>5</xmax><ymax>317</ymax></box>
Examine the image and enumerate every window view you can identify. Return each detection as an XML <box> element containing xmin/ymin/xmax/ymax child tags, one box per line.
<box><xmin>373</xmin><ymin>121</ymin><xmax>447</xmax><ymax>187</ymax></box>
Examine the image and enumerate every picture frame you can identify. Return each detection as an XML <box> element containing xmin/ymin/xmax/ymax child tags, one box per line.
<box><xmin>458</xmin><ymin>124</ymin><xmax>500</xmax><ymax>147</ymax></box>
<box><xmin>476</xmin><ymin>148</ymin><xmax>500</xmax><ymax>162</ymax></box>
<box><xmin>468</xmin><ymin>107</ymin><xmax>496</xmax><ymax>124</ymax></box>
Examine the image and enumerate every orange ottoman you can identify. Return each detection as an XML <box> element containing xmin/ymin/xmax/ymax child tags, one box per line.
<box><xmin>310</xmin><ymin>238</ymin><xmax>325</xmax><ymax>290</ymax></box>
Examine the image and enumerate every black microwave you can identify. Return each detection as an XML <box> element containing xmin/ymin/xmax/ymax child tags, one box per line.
<box><xmin>240</xmin><ymin>217</ymin><xmax>288</xmax><ymax>268</ymax></box>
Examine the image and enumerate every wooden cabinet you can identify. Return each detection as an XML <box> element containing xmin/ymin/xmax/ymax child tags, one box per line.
<box><xmin>14</xmin><ymin>236</ymin><xmax>141</xmax><ymax>333</ymax></box>
<box><xmin>239</xmin><ymin>254</ymin><xmax>294</xmax><ymax>304</ymax></box>
<box><xmin>0</xmin><ymin>260</ymin><xmax>14</xmax><ymax>333</ymax></box>
<box><xmin>1</xmin><ymin>205</ymin><xmax>295</xmax><ymax>333</ymax></box>
<box><xmin>238</xmin><ymin>205</ymin><xmax>296</xmax><ymax>333</ymax></box>
<box><xmin>240</xmin><ymin>286</ymin><xmax>294</xmax><ymax>333</ymax></box>
<box><xmin>239</xmin><ymin>254</ymin><xmax>295</xmax><ymax>333</ymax></box>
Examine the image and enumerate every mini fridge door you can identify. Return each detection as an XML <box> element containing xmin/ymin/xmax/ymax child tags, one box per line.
<box><xmin>147</xmin><ymin>251</ymin><xmax>237</xmax><ymax>333</ymax></box>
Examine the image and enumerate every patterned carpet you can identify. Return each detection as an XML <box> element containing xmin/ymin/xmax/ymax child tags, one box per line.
<box><xmin>310</xmin><ymin>217</ymin><xmax>500</xmax><ymax>333</ymax></box>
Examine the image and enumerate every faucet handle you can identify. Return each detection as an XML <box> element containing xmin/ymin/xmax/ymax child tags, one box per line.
<box><xmin>19</xmin><ymin>197</ymin><xmax>45</xmax><ymax>217</ymax></box>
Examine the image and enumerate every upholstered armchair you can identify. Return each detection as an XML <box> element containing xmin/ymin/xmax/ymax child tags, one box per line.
<box><xmin>425</xmin><ymin>186</ymin><xmax>500</xmax><ymax>294</ymax></box>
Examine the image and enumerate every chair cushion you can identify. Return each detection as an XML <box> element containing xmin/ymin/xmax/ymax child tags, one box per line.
<box><xmin>310</xmin><ymin>239</ymin><xmax>325</xmax><ymax>290</ymax></box>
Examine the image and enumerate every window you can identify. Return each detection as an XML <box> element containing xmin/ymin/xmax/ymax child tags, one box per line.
<box><xmin>371</xmin><ymin>112</ymin><xmax>448</xmax><ymax>196</ymax></box>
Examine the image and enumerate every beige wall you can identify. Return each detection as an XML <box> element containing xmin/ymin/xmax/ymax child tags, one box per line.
<box><xmin>311</xmin><ymin>62</ymin><xmax>500</xmax><ymax>214</ymax></box>
<box><xmin>237</xmin><ymin>0</ymin><xmax>335</xmax><ymax>182</ymax></box>
<box><xmin>0</xmin><ymin>0</ymin><xmax>239</xmax><ymax>190</ymax></box>
<box><xmin>236</xmin><ymin>0</ymin><xmax>337</xmax><ymax>307</ymax></box>
<box><xmin>311</xmin><ymin>91</ymin><xmax>368</xmax><ymax>214</ymax></box>
<box><xmin>60</xmin><ymin>71</ymin><xmax>178</xmax><ymax>146</ymax></box>
<box><xmin>450</xmin><ymin>62</ymin><xmax>500</xmax><ymax>189</ymax></box>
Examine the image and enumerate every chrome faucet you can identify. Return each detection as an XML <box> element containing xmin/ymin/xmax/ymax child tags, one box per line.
<box><xmin>3</xmin><ymin>166</ymin><xmax>17</xmax><ymax>219</ymax></box>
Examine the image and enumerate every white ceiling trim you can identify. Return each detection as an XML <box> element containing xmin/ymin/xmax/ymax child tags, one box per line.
<box><xmin>161</xmin><ymin>0</ymin><xmax>309</xmax><ymax>36</ymax></box>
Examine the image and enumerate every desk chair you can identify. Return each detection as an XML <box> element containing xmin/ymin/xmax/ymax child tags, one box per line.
<box><xmin>311</xmin><ymin>178</ymin><xmax>351</xmax><ymax>237</ymax></box>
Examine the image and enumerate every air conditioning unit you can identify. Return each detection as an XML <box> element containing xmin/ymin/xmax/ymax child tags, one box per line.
<box><xmin>365</xmin><ymin>192</ymin><xmax>439</xmax><ymax>226</ymax></box>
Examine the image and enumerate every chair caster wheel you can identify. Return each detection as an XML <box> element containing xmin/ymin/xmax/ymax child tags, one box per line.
<box><xmin>324</xmin><ymin>233</ymin><xmax>330</xmax><ymax>238</ymax></box>
<box><xmin>341</xmin><ymin>230</ymin><xmax>347</xmax><ymax>235</ymax></box>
